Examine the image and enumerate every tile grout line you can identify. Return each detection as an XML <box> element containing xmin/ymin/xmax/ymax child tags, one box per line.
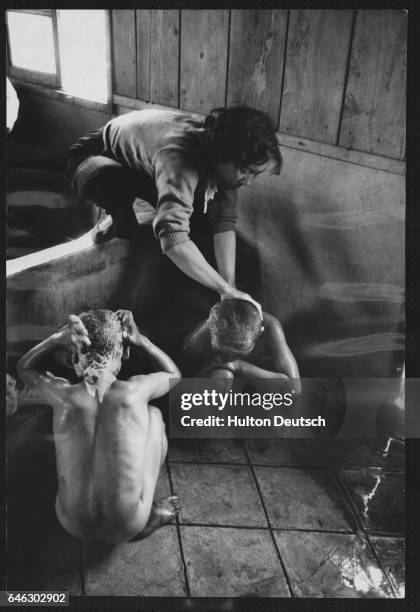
<box><xmin>165</xmin><ymin>457</ymin><xmax>191</xmax><ymax>597</ymax></box>
<box><xmin>178</xmin><ymin>522</ymin><xmax>356</xmax><ymax>535</ymax></box>
<box><xmin>243</xmin><ymin>443</ymin><xmax>295</xmax><ymax>598</ymax></box>
<box><xmin>331</xmin><ymin>465</ymin><xmax>399</xmax><ymax>598</ymax></box>
<box><xmin>326</xmin><ymin>464</ymin><xmax>365</xmax><ymax>535</ymax></box>
<box><xmin>363</xmin><ymin>532</ymin><xmax>401</xmax><ymax>598</ymax></box>
<box><xmin>168</xmin><ymin>458</ymin><xmax>249</xmax><ymax>467</ymax></box>
<box><xmin>169</xmin><ymin>457</ymin><xmax>404</xmax><ymax>472</ymax></box>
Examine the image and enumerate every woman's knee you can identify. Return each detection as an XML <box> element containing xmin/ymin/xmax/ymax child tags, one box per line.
<box><xmin>73</xmin><ymin>159</ymin><xmax>134</xmax><ymax>210</ymax></box>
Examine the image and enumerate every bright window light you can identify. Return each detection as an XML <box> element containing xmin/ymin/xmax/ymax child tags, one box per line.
<box><xmin>8</xmin><ymin>12</ymin><xmax>56</xmax><ymax>74</ymax></box>
<box><xmin>57</xmin><ymin>10</ymin><xmax>109</xmax><ymax>103</ymax></box>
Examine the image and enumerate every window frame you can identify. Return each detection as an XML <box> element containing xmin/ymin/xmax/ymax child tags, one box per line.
<box><xmin>6</xmin><ymin>9</ymin><xmax>60</xmax><ymax>88</ymax></box>
<box><xmin>6</xmin><ymin>8</ymin><xmax>112</xmax><ymax>109</ymax></box>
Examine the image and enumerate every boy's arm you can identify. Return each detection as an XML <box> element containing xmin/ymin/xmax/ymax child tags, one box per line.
<box><xmin>17</xmin><ymin>315</ymin><xmax>90</xmax><ymax>403</ymax></box>
<box><xmin>266</xmin><ymin>316</ymin><xmax>301</xmax><ymax>392</ymax></box>
<box><xmin>231</xmin><ymin>314</ymin><xmax>301</xmax><ymax>394</ymax></box>
<box><xmin>117</xmin><ymin>310</ymin><xmax>181</xmax><ymax>400</ymax></box>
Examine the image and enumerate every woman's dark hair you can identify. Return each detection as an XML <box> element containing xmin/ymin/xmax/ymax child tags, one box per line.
<box><xmin>204</xmin><ymin>106</ymin><xmax>282</xmax><ymax>174</ymax></box>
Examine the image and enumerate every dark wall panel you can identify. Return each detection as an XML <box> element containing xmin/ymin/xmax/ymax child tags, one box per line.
<box><xmin>111</xmin><ymin>10</ymin><xmax>137</xmax><ymax>98</ymax></box>
<box><xmin>339</xmin><ymin>10</ymin><xmax>406</xmax><ymax>159</ymax></box>
<box><xmin>180</xmin><ymin>10</ymin><xmax>229</xmax><ymax>114</ymax></box>
<box><xmin>227</xmin><ymin>10</ymin><xmax>287</xmax><ymax>125</ymax></box>
<box><xmin>280</xmin><ymin>9</ymin><xmax>353</xmax><ymax>144</ymax></box>
<box><xmin>150</xmin><ymin>10</ymin><xmax>179</xmax><ymax>107</ymax></box>
<box><xmin>136</xmin><ymin>10</ymin><xmax>151</xmax><ymax>101</ymax></box>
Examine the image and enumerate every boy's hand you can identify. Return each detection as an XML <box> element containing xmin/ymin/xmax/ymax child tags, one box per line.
<box><xmin>116</xmin><ymin>309</ymin><xmax>140</xmax><ymax>344</ymax></box>
<box><xmin>57</xmin><ymin>314</ymin><xmax>91</xmax><ymax>354</ymax></box>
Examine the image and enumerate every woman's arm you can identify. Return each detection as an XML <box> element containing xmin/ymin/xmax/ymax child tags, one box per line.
<box><xmin>166</xmin><ymin>240</ymin><xmax>262</xmax><ymax>319</ymax></box>
<box><xmin>166</xmin><ymin>239</ymin><xmax>230</xmax><ymax>294</ymax></box>
<box><xmin>210</xmin><ymin>190</ymin><xmax>238</xmax><ymax>286</ymax></box>
<box><xmin>213</xmin><ymin>230</ymin><xmax>236</xmax><ymax>286</ymax></box>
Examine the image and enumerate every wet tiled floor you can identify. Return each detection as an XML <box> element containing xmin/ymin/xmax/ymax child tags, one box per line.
<box><xmin>7</xmin><ymin>413</ymin><xmax>405</xmax><ymax>598</ymax></box>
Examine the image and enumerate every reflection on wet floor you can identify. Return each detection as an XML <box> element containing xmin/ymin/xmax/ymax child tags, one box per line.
<box><xmin>275</xmin><ymin>531</ymin><xmax>393</xmax><ymax>598</ymax></box>
<box><xmin>340</xmin><ymin>468</ymin><xmax>404</xmax><ymax>535</ymax></box>
<box><xmin>6</xmin><ymin>410</ymin><xmax>405</xmax><ymax>598</ymax></box>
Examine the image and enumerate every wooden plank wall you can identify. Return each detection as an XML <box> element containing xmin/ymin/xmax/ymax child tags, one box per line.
<box><xmin>339</xmin><ymin>10</ymin><xmax>406</xmax><ymax>158</ymax></box>
<box><xmin>280</xmin><ymin>10</ymin><xmax>353</xmax><ymax>144</ymax></box>
<box><xmin>180</xmin><ymin>10</ymin><xmax>229</xmax><ymax>113</ymax></box>
<box><xmin>227</xmin><ymin>10</ymin><xmax>287</xmax><ymax>123</ymax></box>
<box><xmin>110</xmin><ymin>9</ymin><xmax>406</xmax><ymax>161</ymax></box>
<box><xmin>111</xmin><ymin>10</ymin><xmax>137</xmax><ymax>98</ymax></box>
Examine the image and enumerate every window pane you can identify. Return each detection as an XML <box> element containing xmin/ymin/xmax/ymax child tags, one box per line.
<box><xmin>8</xmin><ymin>11</ymin><xmax>56</xmax><ymax>74</ymax></box>
<box><xmin>58</xmin><ymin>10</ymin><xmax>109</xmax><ymax>103</ymax></box>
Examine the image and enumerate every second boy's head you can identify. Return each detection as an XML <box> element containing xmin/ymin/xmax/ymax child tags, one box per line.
<box><xmin>208</xmin><ymin>298</ymin><xmax>263</xmax><ymax>359</ymax></box>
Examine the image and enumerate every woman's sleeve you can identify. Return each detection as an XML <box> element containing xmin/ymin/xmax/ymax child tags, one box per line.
<box><xmin>152</xmin><ymin>149</ymin><xmax>200</xmax><ymax>253</ymax></box>
<box><xmin>209</xmin><ymin>189</ymin><xmax>238</xmax><ymax>235</ymax></box>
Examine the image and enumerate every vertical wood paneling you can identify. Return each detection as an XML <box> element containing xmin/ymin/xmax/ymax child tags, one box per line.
<box><xmin>227</xmin><ymin>10</ymin><xmax>287</xmax><ymax>125</ymax></box>
<box><xmin>136</xmin><ymin>10</ymin><xmax>151</xmax><ymax>100</ymax></box>
<box><xmin>180</xmin><ymin>10</ymin><xmax>229</xmax><ymax>114</ymax></box>
<box><xmin>340</xmin><ymin>10</ymin><xmax>406</xmax><ymax>159</ymax></box>
<box><xmin>280</xmin><ymin>9</ymin><xmax>353</xmax><ymax>143</ymax></box>
<box><xmin>111</xmin><ymin>10</ymin><xmax>137</xmax><ymax>97</ymax></box>
<box><xmin>150</xmin><ymin>10</ymin><xmax>179</xmax><ymax>107</ymax></box>
<box><xmin>110</xmin><ymin>9</ymin><xmax>406</xmax><ymax>161</ymax></box>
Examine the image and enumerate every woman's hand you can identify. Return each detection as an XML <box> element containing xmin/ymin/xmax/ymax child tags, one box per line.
<box><xmin>220</xmin><ymin>286</ymin><xmax>263</xmax><ymax>320</ymax></box>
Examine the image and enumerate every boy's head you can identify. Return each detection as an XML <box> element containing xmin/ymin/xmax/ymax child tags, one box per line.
<box><xmin>204</xmin><ymin>106</ymin><xmax>282</xmax><ymax>189</ymax></box>
<box><xmin>208</xmin><ymin>299</ymin><xmax>263</xmax><ymax>359</ymax></box>
<box><xmin>72</xmin><ymin>309</ymin><xmax>129</xmax><ymax>384</ymax></box>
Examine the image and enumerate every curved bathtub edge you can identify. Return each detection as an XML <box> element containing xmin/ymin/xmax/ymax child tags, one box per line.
<box><xmin>6</xmin><ymin>231</ymin><xmax>96</xmax><ymax>277</ymax></box>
